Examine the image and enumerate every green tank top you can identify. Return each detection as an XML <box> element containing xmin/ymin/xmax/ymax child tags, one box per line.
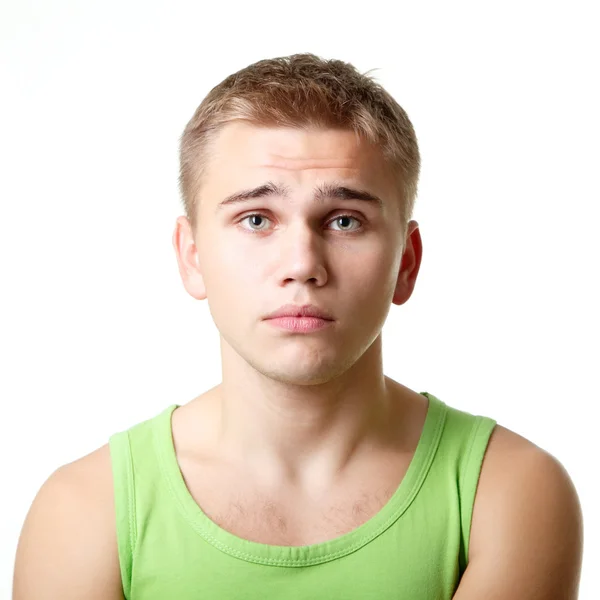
<box><xmin>108</xmin><ymin>392</ymin><xmax>496</xmax><ymax>599</ymax></box>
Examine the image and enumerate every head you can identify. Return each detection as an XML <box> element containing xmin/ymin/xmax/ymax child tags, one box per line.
<box><xmin>179</xmin><ymin>53</ymin><xmax>420</xmax><ymax>238</ymax></box>
<box><xmin>173</xmin><ymin>53</ymin><xmax>423</xmax><ymax>386</ymax></box>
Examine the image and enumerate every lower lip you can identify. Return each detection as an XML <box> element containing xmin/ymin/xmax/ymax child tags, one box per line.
<box><xmin>265</xmin><ymin>317</ymin><xmax>333</xmax><ymax>332</ymax></box>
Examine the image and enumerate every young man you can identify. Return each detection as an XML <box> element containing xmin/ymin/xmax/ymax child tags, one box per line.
<box><xmin>13</xmin><ymin>53</ymin><xmax>583</xmax><ymax>599</ymax></box>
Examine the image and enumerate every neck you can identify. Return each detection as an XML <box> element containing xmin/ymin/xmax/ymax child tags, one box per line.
<box><xmin>212</xmin><ymin>334</ymin><xmax>401</xmax><ymax>491</ymax></box>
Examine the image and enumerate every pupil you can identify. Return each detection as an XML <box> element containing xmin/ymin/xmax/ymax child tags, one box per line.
<box><xmin>251</xmin><ymin>215</ymin><xmax>262</xmax><ymax>227</ymax></box>
<box><xmin>339</xmin><ymin>216</ymin><xmax>350</xmax><ymax>228</ymax></box>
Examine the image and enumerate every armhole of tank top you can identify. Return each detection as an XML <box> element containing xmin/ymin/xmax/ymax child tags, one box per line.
<box><xmin>458</xmin><ymin>415</ymin><xmax>497</xmax><ymax>573</ymax></box>
<box><xmin>108</xmin><ymin>430</ymin><xmax>136</xmax><ymax>600</ymax></box>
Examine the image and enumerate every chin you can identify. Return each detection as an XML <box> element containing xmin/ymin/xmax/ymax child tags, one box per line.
<box><xmin>258</xmin><ymin>356</ymin><xmax>354</xmax><ymax>386</ymax></box>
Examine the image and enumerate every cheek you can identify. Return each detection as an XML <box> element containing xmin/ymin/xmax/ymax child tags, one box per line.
<box><xmin>348</xmin><ymin>252</ymin><xmax>399</xmax><ymax>302</ymax></box>
<box><xmin>212</xmin><ymin>237</ymin><xmax>264</xmax><ymax>288</ymax></box>
<box><xmin>347</xmin><ymin>245</ymin><xmax>394</xmax><ymax>278</ymax></box>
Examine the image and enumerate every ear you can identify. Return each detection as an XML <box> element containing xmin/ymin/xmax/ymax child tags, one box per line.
<box><xmin>172</xmin><ymin>216</ymin><xmax>207</xmax><ymax>301</ymax></box>
<box><xmin>392</xmin><ymin>220</ymin><xmax>423</xmax><ymax>306</ymax></box>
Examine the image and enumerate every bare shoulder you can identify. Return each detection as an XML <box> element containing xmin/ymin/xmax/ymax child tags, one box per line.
<box><xmin>13</xmin><ymin>443</ymin><xmax>124</xmax><ymax>600</ymax></box>
<box><xmin>63</xmin><ymin>442</ymin><xmax>115</xmax><ymax>492</ymax></box>
<box><xmin>470</xmin><ymin>423</ymin><xmax>582</xmax><ymax>557</ymax></box>
<box><xmin>457</xmin><ymin>423</ymin><xmax>584</xmax><ymax>599</ymax></box>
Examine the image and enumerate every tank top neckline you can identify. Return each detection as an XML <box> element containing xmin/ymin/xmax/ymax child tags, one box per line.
<box><xmin>152</xmin><ymin>391</ymin><xmax>447</xmax><ymax>566</ymax></box>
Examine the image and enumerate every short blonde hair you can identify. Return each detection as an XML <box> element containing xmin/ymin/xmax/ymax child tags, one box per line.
<box><xmin>179</xmin><ymin>53</ymin><xmax>421</xmax><ymax>236</ymax></box>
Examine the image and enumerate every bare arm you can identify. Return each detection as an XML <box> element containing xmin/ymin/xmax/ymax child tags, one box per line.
<box><xmin>12</xmin><ymin>449</ymin><xmax>124</xmax><ymax>600</ymax></box>
<box><xmin>453</xmin><ymin>430</ymin><xmax>584</xmax><ymax>599</ymax></box>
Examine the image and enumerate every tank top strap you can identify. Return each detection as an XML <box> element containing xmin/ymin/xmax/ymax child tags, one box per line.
<box><xmin>424</xmin><ymin>395</ymin><xmax>497</xmax><ymax>571</ymax></box>
<box><xmin>108</xmin><ymin>429</ymin><xmax>135</xmax><ymax>599</ymax></box>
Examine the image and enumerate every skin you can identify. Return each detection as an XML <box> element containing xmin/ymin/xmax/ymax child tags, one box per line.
<box><xmin>172</xmin><ymin>122</ymin><xmax>423</xmax><ymax>495</ymax></box>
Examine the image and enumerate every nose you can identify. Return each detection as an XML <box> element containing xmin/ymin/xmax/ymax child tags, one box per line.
<box><xmin>275</xmin><ymin>221</ymin><xmax>328</xmax><ymax>287</ymax></box>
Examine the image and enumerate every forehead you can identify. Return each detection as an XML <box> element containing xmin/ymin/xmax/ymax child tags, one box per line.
<box><xmin>202</xmin><ymin>122</ymin><xmax>395</xmax><ymax>196</ymax></box>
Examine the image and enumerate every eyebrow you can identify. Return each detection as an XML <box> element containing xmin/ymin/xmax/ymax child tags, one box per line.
<box><xmin>216</xmin><ymin>180</ymin><xmax>384</xmax><ymax>211</ymax></box>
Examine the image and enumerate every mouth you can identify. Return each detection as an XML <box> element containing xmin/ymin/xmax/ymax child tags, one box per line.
<box><xmin>263</xmin><ymin>303</ymin><xmax>334</xmax><ymax>321</ymax></box>
<box><xmin>264</xmin><ymin>315</ymin><xmax>334</xmax><ymax>333</ymax></box>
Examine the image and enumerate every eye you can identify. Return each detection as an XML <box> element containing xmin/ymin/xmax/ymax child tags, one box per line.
<box><xmin>239</xmin><ymin>213</ymin><xmax>272</xmax><ymax>232</ymax></box>
<box><xmin>238</xmin><ymin>213</ymin><xmax>363</xmax><ymax>233</ymax></box>
<box><xmin>329</xmin><ymin>214</ymin><xmax>362</xmax><ymax>232</ymax></box>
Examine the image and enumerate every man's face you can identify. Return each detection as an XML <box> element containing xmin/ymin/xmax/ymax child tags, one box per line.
<box><xmin>176</xmin><ymin>122</ymin><xmax>419</xmax><ymax>385</ymax></box>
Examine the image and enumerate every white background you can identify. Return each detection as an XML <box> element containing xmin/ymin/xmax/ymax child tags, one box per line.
<box><xmin>1</xmin><ymin>0</ymin><xmax>598</xmax><ymax>597</ymax></box>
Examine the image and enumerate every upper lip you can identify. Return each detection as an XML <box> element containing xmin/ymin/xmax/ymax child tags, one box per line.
<box><xmin>264</xmin><ymin>304</ymin><xmax>334</xmax><ymax>320</ymax></box>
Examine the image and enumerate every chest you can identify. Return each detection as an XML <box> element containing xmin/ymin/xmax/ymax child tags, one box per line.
<box><xmin>176</xmin><ymin>454</ymin><xmax>413</xmax><ymax>546</ymax></box>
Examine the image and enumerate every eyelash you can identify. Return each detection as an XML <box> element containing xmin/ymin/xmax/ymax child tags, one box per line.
<box><xmin>237</xmin><ymin>213</ymin><xmax>364</xmax><ymax>235</ymax></box>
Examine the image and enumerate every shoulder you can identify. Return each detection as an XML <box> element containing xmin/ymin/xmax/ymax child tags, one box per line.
<box><xmin>46</xmin><ymin>443</ymin><xmax>117</xmax><ymax>523</ymax></box>
<box><xmin>459</xmin><ymin>423</ymin><xmax>584</xmax><ymax>598</ymax></box>
<box><xmin>470</xmin><ymin>422</ymin><xmax>581</xmax><ymax>527</ymax></box>
<box><xmin>64</xmin><ymin>442</ymin><xmax>115</xmax><ymax>488</ymax></box>
<box><xmin>13</xmin><ymin>444</ymin><xmax>123</xmax><ymax>599</ymax></box>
